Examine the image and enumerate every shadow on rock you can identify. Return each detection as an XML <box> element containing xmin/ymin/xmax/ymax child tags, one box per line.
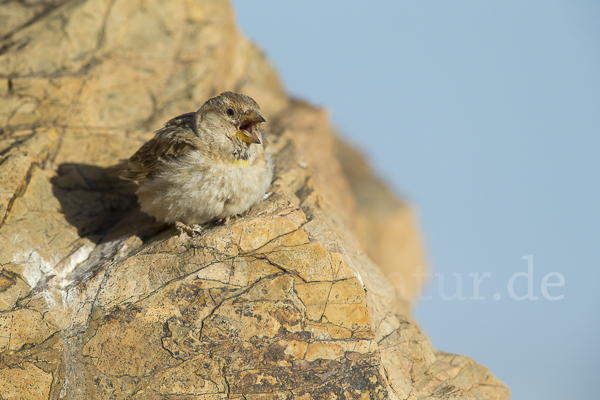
<box><xmin>51</xmin><ymin>163</ymin><xmax>165</xmax><ymax>243</ymax></box>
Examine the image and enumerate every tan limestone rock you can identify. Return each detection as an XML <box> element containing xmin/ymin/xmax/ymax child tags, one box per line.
<box><xmin>0</xmin><ymin>362</ymin><xmax>53</xmax><ymax>400</ymax></box>
<box><xmin>0</xmin><ymin>0</ymin><xmax>509</xmax><ymax>399</ymax></box>
<box><xmin>337</xmin><ymin>140</ymin><xmax>428</xmax><ymax>304</ymax></box>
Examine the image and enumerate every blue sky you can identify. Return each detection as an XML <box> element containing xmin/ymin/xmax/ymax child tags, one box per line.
<box><xmin>232</xmin><ymin>1</ymin><xmax>600</xmax><ymax>399</ymax></box>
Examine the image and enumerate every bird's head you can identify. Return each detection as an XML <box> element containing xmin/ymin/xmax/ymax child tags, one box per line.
<box><xmin>196</xmin><ymin>92</ymin><xmax>266</xmax><ymax>155</ymax></box>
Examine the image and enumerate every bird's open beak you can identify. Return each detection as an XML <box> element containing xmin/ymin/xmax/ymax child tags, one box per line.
<box><xmin>236</xmin><ymin>110</ymin><xmax>266</xmax><ymax>144</ymax></box>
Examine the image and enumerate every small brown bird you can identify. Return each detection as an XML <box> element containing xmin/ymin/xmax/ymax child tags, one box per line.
<box><xmin>120</xmin><ymin>92</ymin><xmax>272</xmax><ymax>233</ymax></box>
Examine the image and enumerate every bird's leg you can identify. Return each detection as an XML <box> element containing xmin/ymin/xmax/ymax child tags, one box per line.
<box><xmin>175</xmin><ymin>221</ymin><xmax>202</xmax><ymax>236</ymax></box>
<box><xmin>222</xmin><ymin>214</ymin><xmax>242</xmax><ymax>225</ymax></box>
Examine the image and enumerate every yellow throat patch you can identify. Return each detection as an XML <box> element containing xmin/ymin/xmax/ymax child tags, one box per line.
<box><xmin>230</xmin><ymin>159</ymin><xmax>250</xmax><ymax>166</ymax></box>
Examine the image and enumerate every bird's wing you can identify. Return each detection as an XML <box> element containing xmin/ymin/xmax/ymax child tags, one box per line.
<box><xmin>120</xmin><ymin>112</ymin><xmax>200</xmax><ymax>182</ymax></box>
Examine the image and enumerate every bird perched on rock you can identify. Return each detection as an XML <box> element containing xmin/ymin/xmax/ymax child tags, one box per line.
<box><xmin>120</xmin><ymin>92</ymin><xmax>273</xmax><ymax>234</ymax></box>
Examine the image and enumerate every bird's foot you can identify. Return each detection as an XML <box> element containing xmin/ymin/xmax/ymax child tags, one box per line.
<box><xmin>222</xmin><ymin>214</ymin><xmax>242</xmax><ymax>225</ymax></box>
<box><xmin>175</xmin><ymin>221</ymin><xmax>202</xmax><ymax>236</ymax></box>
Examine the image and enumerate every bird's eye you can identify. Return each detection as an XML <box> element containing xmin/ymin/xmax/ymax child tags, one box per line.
<box><xmin>226</xmin><ymin>108</ymin><xmax>234</xmax><ymax>116</ymax></box>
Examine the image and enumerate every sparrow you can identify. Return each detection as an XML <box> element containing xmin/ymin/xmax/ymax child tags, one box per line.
<box><xmin>120</xmin><ymin>92</ymin><xmax>273</xmax><ymax>234</ymax></box>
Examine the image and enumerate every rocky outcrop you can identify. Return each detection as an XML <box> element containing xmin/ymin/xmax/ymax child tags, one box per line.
<box><xmin>0</xmin><ymin>0</ymin><xmax>509</xmax><ymax>398</ymax></box>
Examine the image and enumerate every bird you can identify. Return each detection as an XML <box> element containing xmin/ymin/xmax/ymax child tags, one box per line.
<box><xmin>119</xmin><ymin>91</ymin><xmax>273</xmax><ymax>234</ymax></box>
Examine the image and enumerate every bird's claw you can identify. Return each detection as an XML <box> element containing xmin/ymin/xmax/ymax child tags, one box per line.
<box><xmin>175</xmin><ymin>221</ymin><xmax>202</xmax><ymax>236</ymax></box>
<box><xmin>222</xmin><ymin>214</ymin><xmax>242</xmax><ymax>225</ymax></box>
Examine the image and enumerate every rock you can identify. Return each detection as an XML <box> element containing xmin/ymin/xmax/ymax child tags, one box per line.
<box><xmin>336</xmin><ymin>140</ymin><xmax>427</xmax><ymax>306</ymax></box>
<box><xmin>0</xmin><ymin>0</ymin><xmax>509</xmax><ymax>399</ymax></box>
